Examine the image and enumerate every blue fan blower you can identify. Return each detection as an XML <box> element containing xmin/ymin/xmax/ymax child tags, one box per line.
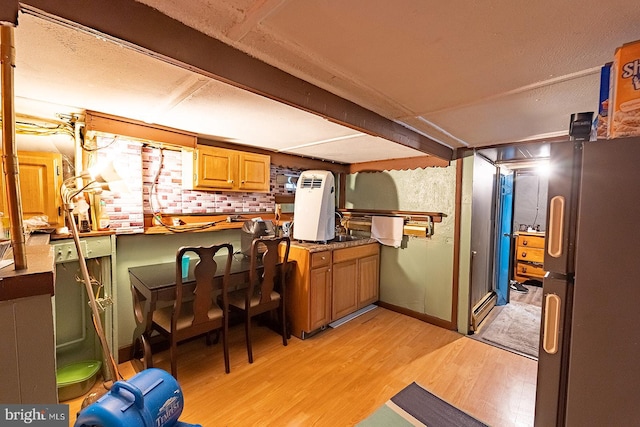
<box><xmin>74</xmin><ymin>368</ymin><xmax>201</xmax><ymax>427</ymax></box>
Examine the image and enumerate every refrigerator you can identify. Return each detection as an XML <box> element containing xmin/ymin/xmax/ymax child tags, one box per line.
<box><xmin>534</xmin><ymin>136</ymin><xmax>640</xmax><ymax>426</ymax></box>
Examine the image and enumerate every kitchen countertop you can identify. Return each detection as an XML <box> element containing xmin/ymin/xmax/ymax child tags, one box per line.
<box><xmin>289</xmin><ymin>236</ymin><xmax>378</xmax><ymax>253</ymax></box>
<box><xmin>0</xmin><ymin>243</ymin><xmax>55</xmax><ymax>301</ymax></box>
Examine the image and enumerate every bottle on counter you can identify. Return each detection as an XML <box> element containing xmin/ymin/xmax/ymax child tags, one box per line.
<box><xmin>98</xmin><ymin>199</ymin><xmax>110</xmax><ymax>231</ymax></box>
<box><xmin>76</xmin><ymin>198</ymin><xmax>91</xmax><ymax>232</ymax></box>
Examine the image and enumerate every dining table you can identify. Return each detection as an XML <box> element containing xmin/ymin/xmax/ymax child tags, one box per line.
<box><xmin>128</xmin><ymin>253</ymin><xmax>292</xmax><ymax>371</ymax></box>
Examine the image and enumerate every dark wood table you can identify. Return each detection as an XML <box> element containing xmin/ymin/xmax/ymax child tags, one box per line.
<box><xmin>128</xmin><ymin>254</ymin><xmax>291</xmax><ymax>371</ymax></box>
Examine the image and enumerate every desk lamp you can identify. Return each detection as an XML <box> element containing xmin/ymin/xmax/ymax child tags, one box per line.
<box><xmin>60</xmin><ymin>161</ymin><xmax>125</xmax><ymax>389</ymax></box>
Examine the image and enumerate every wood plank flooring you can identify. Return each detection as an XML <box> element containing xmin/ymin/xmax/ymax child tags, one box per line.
<box><xmin>66</xmin><ymin>307</ymin><xmax>537</xmax><ymax>426</ymax></box>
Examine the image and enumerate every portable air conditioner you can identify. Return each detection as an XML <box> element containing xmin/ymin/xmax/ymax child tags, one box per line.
<box><xmin>293</xmin><ymin>170</ymin><xmax>335</xmax><ymax>242</ymax></box>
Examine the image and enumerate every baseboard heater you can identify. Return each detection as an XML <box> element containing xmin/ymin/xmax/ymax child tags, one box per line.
<box><xmin>329</xmin><ymin>304</ymin><xmax>378</xmax><ymax>329</ymax></box>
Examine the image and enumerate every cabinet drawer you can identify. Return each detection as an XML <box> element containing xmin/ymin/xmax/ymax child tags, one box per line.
<box><xmin>516</xmin><ymin>247</ymin><xmax>544</xmax><ymax>263</ymax></box>
<box><xmin>311</xmin><ymin>251</ymin><xmax>331</xmax><ymax>268</ymax></box>
<box><xmin>518</xmin><ymin>235</ymin><xmax>545</xmax><ymax>249</ymax></box>
<box><xmin>515</xmin><ymin>261</ymin><xmax>546</xmax><ymax>278</ymax></box>
<box><xmin>333</xmin><ymin>244</ymin><xmax>379</xmax><ymax>264</ymax></box>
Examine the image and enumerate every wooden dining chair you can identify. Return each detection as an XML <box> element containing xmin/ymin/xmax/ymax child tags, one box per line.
<box><xmin>228</xmin><ymin>236</ymin><xmax>290</xmax><ymax>363</ymax></box>
<box><xmin>150</xmin><ymin>243</ymin><xmax>233</xmax><ymax>378</ymax></box>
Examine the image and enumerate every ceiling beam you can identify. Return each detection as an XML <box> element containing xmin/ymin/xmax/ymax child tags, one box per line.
<box><xmin>0</xmin><ymin>1</ymin><xmax>18</xmax><ymax>25</ymax></box>
<box><xmin>18</xmin><ymin>0</ymin><xmax>453</xmax><ymax>161</ymax></box>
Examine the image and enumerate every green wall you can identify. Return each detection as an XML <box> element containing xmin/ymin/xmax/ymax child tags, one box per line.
<box><xmin>345</xmin><ymin>163</ymin><xmax>457</xmax><ymax>324</ymax></box>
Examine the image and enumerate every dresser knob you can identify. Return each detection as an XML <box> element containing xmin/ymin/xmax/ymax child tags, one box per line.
<box><xmin>522</xmin><ymin>252</ymin><xmax>527</xmax><ymax>258</ymax></box>
<box><xmin>523</xmin><ymin>240</ymin><xmax>528</xmax><ymax>246</ymax></box>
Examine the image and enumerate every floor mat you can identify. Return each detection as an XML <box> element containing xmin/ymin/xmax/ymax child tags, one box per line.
<box><xmin>475</xmin><ymin>301</ymin><xmax>541</xmax><ymax>359</ymax></box>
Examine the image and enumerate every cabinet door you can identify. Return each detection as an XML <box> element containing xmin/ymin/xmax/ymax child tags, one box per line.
<box><xmin>238</xmin><ymin>152</ymin><xmax>270</xmax><ymax>192</ymax></box>
<box><xmin>195</xmin><ymin>146</ymin><xmax>236</xmax><ymax>190</ymax></box>
<box><xmin>358</xmin><ymin>254</ymin><xmax>379</xmax><ymax>308</ymax></box>
<box><xmin>0</xmin><ymin>151</ymin><xmax>63</xmax><ymax>227</ymax></box>
<box><xmin>309</xmin><ymin>265</ymin><xmax>331</xmax><ymax>330</ymax></box>
<box><xmin>332</xmin><ymin>259</ymin><xmax>358</xmax><ymax>320</ymax></box>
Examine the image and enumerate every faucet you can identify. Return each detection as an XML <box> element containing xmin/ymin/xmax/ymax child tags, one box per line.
<box><xmin>335</xmin><ymin>211</ymin><xmax>346</xmax><ymax>234</ymax></box>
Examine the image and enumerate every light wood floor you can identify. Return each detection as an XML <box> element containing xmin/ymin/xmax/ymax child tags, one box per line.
<box><xmin>67</xmin><ymin>307</ymin><xmax>537</xmax><ymax>426</ymax></box>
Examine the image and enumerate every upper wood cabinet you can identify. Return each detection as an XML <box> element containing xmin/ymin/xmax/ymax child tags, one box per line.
<box><xmin>182</xmin><ymin>146</ymin><xmax>270</xmax><ymax>193</ymax></box>
<box><xmin>0</xmin><ymin>151</ymin><xmax>63</xmax><ymax>227</ymax></box>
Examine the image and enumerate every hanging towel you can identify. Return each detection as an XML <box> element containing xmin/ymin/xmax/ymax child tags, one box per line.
<box><xmin>371</xmin><ymin>216</ymin><xmax>404</xmax><ymax>248</ymax></box>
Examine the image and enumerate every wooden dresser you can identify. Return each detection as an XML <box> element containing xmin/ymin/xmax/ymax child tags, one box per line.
<box><xmin>513</xmin><ymin>231</ymin><xmax>546</xmax><ymax>283</ymax></box>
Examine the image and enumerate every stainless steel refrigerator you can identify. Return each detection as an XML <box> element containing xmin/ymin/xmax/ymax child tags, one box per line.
<box><xmin>535</xmin><ymin>136</ymin><xmax>640</xmax><ymax>426</ymax></box>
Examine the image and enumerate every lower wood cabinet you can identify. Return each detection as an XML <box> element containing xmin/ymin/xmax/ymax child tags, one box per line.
<box><xmin>285</xmin><ymin>242</ymin><xmax>379</xmax><ymax>339</ymax></box>
<box><xmin>332</xmin><ymin>244</ymin><xmax>380</xmax><ymax>320</ymax></box>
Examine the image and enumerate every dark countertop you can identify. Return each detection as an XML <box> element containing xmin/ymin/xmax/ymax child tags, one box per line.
<box><xmin>290</xmin><ymin>236</ymin><xmax>378</xmax><ymax>253</ymax></box>
<box><xmin>0</xmin><ymin>243</ymin><xmax>55</xmax><ymax>301</ymax></box>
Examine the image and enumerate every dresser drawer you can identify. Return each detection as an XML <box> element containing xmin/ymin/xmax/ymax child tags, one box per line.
<box><xmin>517</xmin><ymin>234</ymin><xmax>545</xmax><ymax>249</ymax></box>
<box><xmin>515</xmin><ymin>261</ymin><xmax>546</xmax><ymax>278</ymax></box>
<box><xmin>516</xmin><ymin>247</ymin><xmax>544</xmax><ymax>263</ymax></box>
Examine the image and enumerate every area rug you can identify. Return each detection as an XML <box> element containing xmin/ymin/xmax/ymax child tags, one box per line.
<box><xmin>357</xmin><ymin>382</ymin><xmax>488</xmax><ymax>427</ymax></box>
<box><xmin>480</xmin><ymin>301</ymin><xmax>541</xmax><ymax>359</ymax></box>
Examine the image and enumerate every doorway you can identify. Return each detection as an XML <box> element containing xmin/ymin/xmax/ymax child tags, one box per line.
<box><xmin>472</xmin><ymin>157</ymin><xmax>549</xmax><ymax>359</ymax></box>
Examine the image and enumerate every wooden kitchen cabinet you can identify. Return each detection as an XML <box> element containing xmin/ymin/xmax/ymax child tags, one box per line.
<box><xmin>285</xmin><ymin>242</ymin><xmax>379</xmax><ymax>339</ymax></box>
<box><xmin>332</xmin><ymin>244</ymin><xmax>380</xmax><ymax>320</ymax></box>
<box><xmin>286</xmin><ymin>247</ymin><xmax>332</xmax><ymax>339</ymax></box>
<box><xmin>308</xmin><ymin>254</ymin><xmax>332</xmax><ymax>331</ymax></box>
<box><xmin>182</xmin><ymin>146</ymin><xmax>270</xmax><ymax>192</ymax></box>
<box><xmin>513</xmin><ymin>231</ymin><xmax>545</xmax><ymax>282</ymax></box>
<box><xmin>332</xmin><ymin>258</ymin><xmax>358</xmax><ymax>320</ymax></box>
<box><xmin>0</xmin><ymin>151</ymin><xmax>63</xmax><ymax>227</ymax></box>
<box><xmin>358</xmin><ymin>252</ymin><xmax>380</xmax><ymax>306</ymax></box>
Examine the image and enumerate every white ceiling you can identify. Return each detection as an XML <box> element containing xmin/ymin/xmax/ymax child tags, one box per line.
<box><xmin>10</xmin><ymin>1</ymin><xmax>640</xmax><ymax>164</ymax></box>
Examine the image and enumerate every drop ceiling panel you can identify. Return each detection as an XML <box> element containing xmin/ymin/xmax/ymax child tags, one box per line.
<box><xmin>160</xmin><ymin>80</ymin><xmax>359</xmax><ymax>150</ymax></box>
<box><xmin>424</xmin><ymin>72</ymin><xmax>601</xmax><ymax>145</ymax></box>
<box><xmin>255</xmin><ymin>0</ymin><xmax>636</xmax><ymax>113</ymax></box>
<box><xmin>14</xmin><ymin>15</ymin><xmax>199</xmax><ymax>123</ymax></box>
<box><xmin>286</xmin><ymin>134</ymin><xmax>427</xmax><ymax>164</ymax></box>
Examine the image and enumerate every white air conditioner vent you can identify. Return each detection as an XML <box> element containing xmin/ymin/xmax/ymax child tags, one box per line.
<box><xmin>300</xmin><ymin>177</ymin><xmax>323</xmax><ymax>189</ymax></box>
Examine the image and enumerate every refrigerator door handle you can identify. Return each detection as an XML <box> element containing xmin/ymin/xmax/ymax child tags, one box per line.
<box><xmin>543</xmin><ymin>293</ymin><xmax>561</xmax><ymax>354</ymax></box>
<box><xmin>548</xmin><ymin>195</ymin><xmax>565</xmax><ymax>258</ymax></box>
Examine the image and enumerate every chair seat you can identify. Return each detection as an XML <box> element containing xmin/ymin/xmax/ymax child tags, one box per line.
<box><xmin>153</xmin><ymin>303</ymin><xmax>223</xmax><ymax>332</ymax></box>
<box><xmin>228</xmin><ymin>289</ymin><xmax>280</xmax><ymax>310</ymax></box>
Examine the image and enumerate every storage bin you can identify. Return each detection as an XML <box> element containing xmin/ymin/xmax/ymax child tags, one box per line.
<box><xmin>56</xmin><ymin>360</ymin><xmax>102</xmax><ymax>402</ymax></box>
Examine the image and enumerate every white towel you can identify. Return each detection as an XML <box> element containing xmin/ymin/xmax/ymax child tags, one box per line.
<box><xmin>371</xmin><ymin>216</ymin><xmax>404</xmax><ymax>248</ymax></box>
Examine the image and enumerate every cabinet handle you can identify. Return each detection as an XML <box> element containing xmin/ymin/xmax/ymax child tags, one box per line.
<box><xmin>548</xmin><ymin>196</ymin><xmax>565</xmax><ymax>258</ymax></box>
<box><xmin>543</xmin><ymin>294</ymin><xmax>561</xmax><ymax>354</ymax></box>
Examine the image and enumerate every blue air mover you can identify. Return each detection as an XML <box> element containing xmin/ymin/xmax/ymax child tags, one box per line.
<box><xmin>74</xmin><ymin>368</ymin><xmax>201</xmax><ymax>427</ymax></box>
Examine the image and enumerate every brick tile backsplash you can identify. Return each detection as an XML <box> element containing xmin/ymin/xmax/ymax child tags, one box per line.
<box><xmin>91</xmin><ymin>137</ymin><xmax>302</xmax><ymax>233</ymax></box>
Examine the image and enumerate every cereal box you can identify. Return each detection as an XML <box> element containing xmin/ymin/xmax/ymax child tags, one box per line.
<box><xmin>608</xmin><ymin>40</ymin><xmax>640</xmax><ymax>138</ymax></box>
